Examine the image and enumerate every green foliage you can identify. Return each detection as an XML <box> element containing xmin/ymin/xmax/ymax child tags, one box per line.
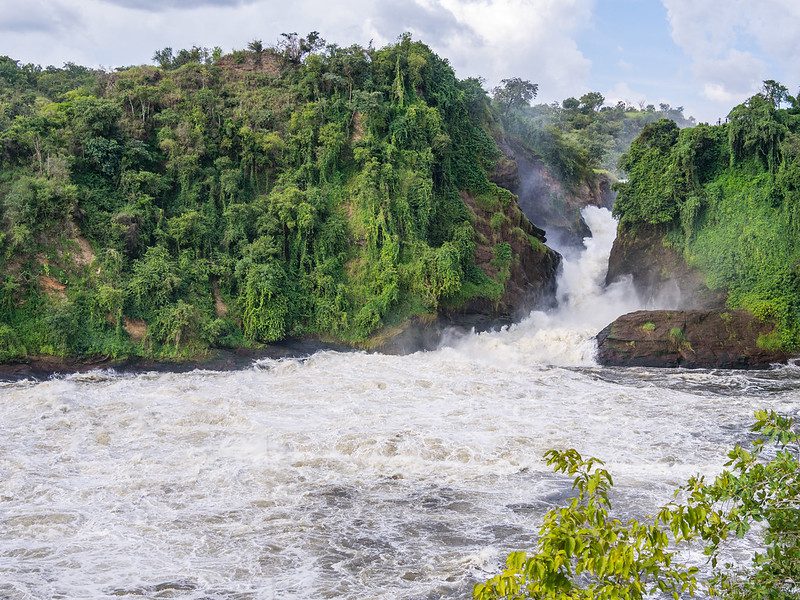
<box><xmin>493</xmin><ymin>78</ymin><xmax>538</xmax><ymax>113</ymax></box>
<box><xmin>614</xmin><ymin>120</ymin><xmax>681</xmax><ymax>226</ymax></box>
<box><xmin>239</xmin><ymin>257</ymin><xmax>291</xmax><ymax>342</ymax></box>
<box><xmin>492</xmin><ymin>241</ymin><xmax>512</xmax><ymax>269</ymax></box>
<box><xmin>490</xmin><ymin>211</ymin><xmax>507</xmax><ymax>231</ymax></box>
<box><xmin>0</xmin><ymin>323</ymin><xmax>25</xmax><ymax>360</ymax></box>
<box><xmin>496</xmin><ymin>89</ymin><xmax>695</xmax><ymax>183</ymax></box>
<box><xmin>614</xmin><ymin>87</ymin><xmax>800</xmax><ymax>351</ymax></box>
<box><xmin>3</xmin><ymin>175</ymin><xmax>77</xmax><ymax>235</ymax></box>
<box><xmin>668</xmin><ymin>326</ymin><xmax>685</xmax><ymax>341</ymax></box>
<box><xmin>0</xmin><ymin>35</ymin><xmax>531</xmax><ymax>360</ymax></box>
<box><xmin>151</xmin><ymin>300</ymin><xmax>203</xmax><ymax>352</ymax></box>
<box><xmin>476</xmin><ymin>411</ymin><xmax>800</xmax><ymax>600</ymax></box>
<box><xmin>728</xmin><ymin>94</ymin><xmax>787</xmax><ymax>172</ymax></box>
<box><xmin>128</xmin><ymin>246</ymin><xmax>181</xmax><ymax>315</ymax></box>
<box><xmin>475</xmin><ymin>450</ymin><xmax>699</xmax><ymax>600</ymax></box>
<box><xmin>678</xmin><ymin>410</ymin><xmax>800</xmax><ymax>599</ymax></box>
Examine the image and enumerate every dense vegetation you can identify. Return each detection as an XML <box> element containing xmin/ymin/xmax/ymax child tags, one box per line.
<box><xmin>0</xmin><ymin>35</ymin><xmax>553</xmax><ymax>361</ymax></box>
<box><xmin>476</xmin><ymin>410</ymin><xmax>800</xmax><ymax>599</ymax></box>
<box><xmin>613</xmin><ymin>82</ymin><xmax>800</xmax><ymax>351</ymax></box>
<box><xmin>493</xmin><ymin>84</ymin><xmax>694</xmax><ymax>184</ymax></box>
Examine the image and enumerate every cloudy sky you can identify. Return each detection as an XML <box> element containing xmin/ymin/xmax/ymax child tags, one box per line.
<box><xmin>1</xmin><ymin>0</ymin><xmax>797</xmax><ymax>122</ymax></box>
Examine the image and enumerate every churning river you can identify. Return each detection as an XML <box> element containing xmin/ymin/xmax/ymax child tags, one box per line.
<box><xmin>2</xmin><ymin>208</ymin><xmax>799</xmax><ymax>599</ymax></box>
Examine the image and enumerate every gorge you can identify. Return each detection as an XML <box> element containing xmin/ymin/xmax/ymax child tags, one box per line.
<box><xmin>1</xmin><ymin>34</ymin><xmax>799</xmax><ymax>600</ymax></box>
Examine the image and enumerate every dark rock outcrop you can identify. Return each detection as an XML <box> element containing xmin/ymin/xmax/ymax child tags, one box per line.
<box><xmin>368</xmin><ymin>313</ymin><xmax>505</xmax><ymax>355</ymax></box>
<box><xmin>461</xmin><ymin>191</ymin><xmax>561</xmax><ymax>319</ymax></box>
<box><xmin>596</xmin><ymin>310</ymin><xmax>791</xmax><ymax>369</ymax></box>
<box><xmin>606</xmin><ymin>224</ymin><xmax>726</xmax><ymax>309</ymax></box>
<box><xmin>492</xmin><ymin>138</ymin><xmax>616</xmax><ymax>249</ymax></box>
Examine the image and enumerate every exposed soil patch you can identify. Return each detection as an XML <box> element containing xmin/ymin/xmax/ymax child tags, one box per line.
<box><xmin>72</xmin><ymin>235</ymin><xmax>96</xmax><ymax>266</ymax></box>
<box><xmin>123</xmin><ymin>318</ymin><xmax>147</xmax><ymax>342</ymax></box>
<box><xmin>351</xmin><ymin>111</ymin><xmax>364</xmax><ymax>142</ymax></box>
<box><xmin>212</xmin><ymin>282</ymin><xmax>229</xmax><ymax>317</ymax></box>
<box><xmin>38</xmin><ymin>276</ymin><xmax>66</xmax><ymax>299</ymax></box>
<box><xmin>217</xmin><ymin>51</ymin><xmax>281</xmax><ymax>78</ymax></box>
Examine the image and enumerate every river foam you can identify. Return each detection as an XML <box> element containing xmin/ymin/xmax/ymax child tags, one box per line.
<box><xmin>1</xmin><ymin>210</ymin><xmax>798</xmax><ymax>599</ymax></box>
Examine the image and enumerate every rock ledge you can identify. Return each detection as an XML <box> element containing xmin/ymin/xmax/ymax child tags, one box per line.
<box><xmin>597</xmin><ymin>310</ymin><xmax>792</xmax><ymax>369</ymax></box>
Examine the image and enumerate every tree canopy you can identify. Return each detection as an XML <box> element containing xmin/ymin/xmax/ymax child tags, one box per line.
<box><xmin>0</xmin><ymin>36</ymin><xmax>549</xmax><ymax>360</ymax></box>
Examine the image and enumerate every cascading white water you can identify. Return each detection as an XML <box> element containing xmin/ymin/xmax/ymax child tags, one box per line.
<box><xmin>450</xmin><ymin>206</ymin><xmax>643</xmax><ymax>366</ymax></box>
<box><xmin>552</xmin><ymin>206</ymin><xmax>642</xmax><ymax>324</ymax></box>
<box><xmin>1</xmin><ymin>207</ymin><xmax>798</xmax><ymax>600</ymax></box>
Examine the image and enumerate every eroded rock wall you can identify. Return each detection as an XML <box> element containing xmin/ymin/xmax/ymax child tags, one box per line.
<box><xmin>605</xmin><ymin>224</ymin><xmax>726</xmax><ymax>309</ymax></box>
<box><xmin>492</xmin><ymin>139</ymin><xmax>615</xmax><ymax>249</ymax></box>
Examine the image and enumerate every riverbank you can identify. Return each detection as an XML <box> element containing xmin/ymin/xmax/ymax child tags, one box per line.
<box><xmin>0</xmin><ymin>313</ymin><xmax>520</xmax><ymax>381</ymax></box>
<box><xmin>0</xmin><ymin>340</ymin><xmax>350</xmax><ymax>382</ymax></box>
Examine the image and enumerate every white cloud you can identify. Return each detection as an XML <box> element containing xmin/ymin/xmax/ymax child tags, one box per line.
<box><xmin>662</xmin><ymin>0</ymin><xmax>800</xmax><ymax>117</ymax></box>
<box><xmin>436</xmin><ymin>0</ymin><xmax>593</xmax><ymax>100</ymax></box>
<box><xmin>695</xmin><ymin>49</ymin><xmax>767</xmax><ymax>100</ymax></box>
<box><xmin>0</xmin><ymin>0</ymin><xmax>594</xmax><ymax>104</ymax></box>
<box><xmin>100</xmin><ymin>0</ymin><xmax>255</xmax><ymax>9</ymax></box>
<box><xmin>702</xmin><ymin>83</ymin><xmax>737</xmax><ymax>104</ymax></box>
<box><xmin>0</xmin><ymin>0</ymin><xmax>79</xmax><ymax>34</ymax></box>
<box><xmin>603</xmin><ymin>81</ymin><xmax>646</xmax><ymax>107</ymax></box>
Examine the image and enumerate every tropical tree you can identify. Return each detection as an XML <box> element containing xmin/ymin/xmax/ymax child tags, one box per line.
<box><xmin>493</xmin><ymin>78</ymin><xmax>539</xmax><ymax>113</ymax></box>
<box><xmin>247</xmin><ymin>39</ymin><xmax>264</xmax><ymax>65</ymax></box>
<box><xmin>579</xmin><ymin>91</ymin><xmax>605</xmax><ymax>113</ymax></box>
<box><xmin>762</xmin><ymin>79</ymin><xmax>789</xmax><ymax>108</ymax></box>
<box><xmin>152</xmin><ymin>47</ymin><xmax>174</xmax><ymax>69</ymax></box>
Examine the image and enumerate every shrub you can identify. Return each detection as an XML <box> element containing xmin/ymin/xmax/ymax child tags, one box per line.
<box><xmin>475</xmin><ymin>411</ymin><xmax>800</xmax><ymax>600</ymax></box>
<box><xmin>0</xmin><ymin>324</ymin><xmax>26</xmax><ymax>360</ymax></box>
<box><xmin>490</xmin><ymin>212</ymin><xmax>507</xmax><ymax>231</ymax></box>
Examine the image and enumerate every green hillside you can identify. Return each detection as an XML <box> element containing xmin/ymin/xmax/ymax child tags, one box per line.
<box><xmin>613</xmin><ymin>84</ymin><xmax>800</xmax><ymax>351</ymax></box>
<box><xmin>0</xmin><ymin>35</ymin><xmax>557</xmax><ymax>361</ymax></box>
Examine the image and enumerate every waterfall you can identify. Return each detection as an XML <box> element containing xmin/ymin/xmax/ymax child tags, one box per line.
<box><xmin>2</xmin><ymin>205</ymin><xmax>796</xmax><ymax>600</ymax></box>
<box><xmin>447</xmin><ymin>206</ymin><xmax>643</xmax><ymax>366</ymax></box>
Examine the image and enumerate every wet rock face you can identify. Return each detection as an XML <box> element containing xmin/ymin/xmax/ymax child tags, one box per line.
<box><xmin>596</xmin><ymin>310</ymin><xmax>791</xmax><ymax>369</ymax></box>
<box><xmin>461</xmin><ymin>191</ymin><xmax>562</xmax><ymax>320</ymax></box>
<box><xmin>492</xmin><ymin>139</ymin><xmax>615</xmax><ymax>249</ymax></box>
<box><xmin>605</xmin><ymin>224</ymin><xmax>726</xmax><ymax>309</ymax></box>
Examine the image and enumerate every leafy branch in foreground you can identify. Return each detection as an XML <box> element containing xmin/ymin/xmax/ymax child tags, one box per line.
<box><xmin>681</xmin><ymin>409</ymin><xmax>800</xmax><ymax>599</ymax></box>
<box><xmin>475</xmin><ymin>410</ymin><xmax>800</xmax><ymax>600</ymax></box>
<box><xmin>474</xmin><ymin>450</ymin><xmax>700</xmax><ymax>600</ymax></box>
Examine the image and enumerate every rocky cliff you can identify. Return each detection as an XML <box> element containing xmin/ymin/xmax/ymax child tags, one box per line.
<box><xmin>459</xmin><ymin>190</ymin><xmax>561</xmax><ymax>318</ymax></box>
<box><xmin>492</xmin><ymin>139</ymin><xmax>615</xmax><ymax>249</ymax></box>
<box><xmin>597</xmin><ymin>110</ymin><xmax>800</xmax><ymax>368</ymax></box>
<box><xmin>605</xmin><ymin>224</ymin><xmax>726</xmax><ymax>309</ymax></box>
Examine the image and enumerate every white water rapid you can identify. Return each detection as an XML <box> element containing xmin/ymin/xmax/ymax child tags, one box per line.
<box><xmin>451</xmin><ymin>206</ymin><xmax>644</xmax><ymax>366</ymax></box>
<box><xmin>1</xmin><ymin>208</ymin><xmax>798</xmax><ymax>599</ymax></box>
